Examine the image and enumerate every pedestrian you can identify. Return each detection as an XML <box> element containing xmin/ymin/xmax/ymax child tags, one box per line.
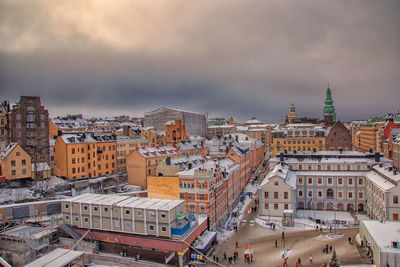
<box><xmin>320</xmin><ymin>227</ymin><xmax>322</xmax><ymax>234</ymax></box>
<box><xmin>298</xmin><ymin>257</ymin><xmax>301</xmax><ymax>265</ymax></box>
<box><xmin>250</xmin><ymin>253</ymin><xmax>253</xmax><ymax>262</ymax></box>
<box><xmin>330</xmin><ymin>245</ymin><xmax>332</xmax><ymax>252</ymax></box>
<box><xmin>224</xmin><ymin>250</ymin><xmax>227</xmax><ymax>260</ymax></box>
<box><xmin>275</xmin><ymin>240</ymin><xmax>278</xmax><ymax>247</ymax></box>
<box><xmin>229</xmin><ymin>256</ymin><xmax>232</xmax><ymax>263</ymax></box>
<box><xmin>296</xmin><ymin>263</ymin><xmax>299</xmax><ymax>267</ymax></box>
<box><xmin>283</xmin><ymin>258</ymin><xmax>287</xmax><ymax>266</ymax></box>
<box><xmin>213</xmin><ymin>255</ymin><xmax>216</xmax><ymax>261</ymax></box>
<box><xmin>348</xmin><ymin>237</ymin><xmax>351</xmax><ymax>244</ymax></box>
<box><xmin>236</xmin><ymin>241</ymin><xmax>239</xmax><ymax>248</ymax></box>
<box><xmin>330</xmin><ymin>225</ymin><xmax>332</xmax><ymax>232</ymax></box>
<box><xmin>325</xmin><ymin>244</ymin><xmax>329</xmax><ymax>254</ymax></box>
<box><xmin>273</xmin><ymin>223</ymin><xmax>276</xmax><ymax>230</ymax></box>
<box><xmin>309</xmin><ymin>254</ymin><xmax>313</xmax><ymax>263</ymax></box>
<box><xmin>216</xmin><ymin>256</ymin><xmax>219</xmax><ymax>263</ymax></box>
<box><xmin>282</xmin><ymin>231</ymin><xmax>285</xmax><ymax>241</ymax></box>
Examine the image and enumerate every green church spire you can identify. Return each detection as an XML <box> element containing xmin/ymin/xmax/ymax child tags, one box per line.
<box><xmin>323</xmin><ymin>85</ymin><xmax>336</xmax><ymax>122</ymax></box>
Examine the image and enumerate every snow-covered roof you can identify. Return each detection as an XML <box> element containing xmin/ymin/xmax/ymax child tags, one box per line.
<box><xmin>244</xmin><ymin>118</ymin><xmax>263</xmax><ymax>125</ymax></box>
<box><xmin>207</xmin><ymin>125</ymin><xmax>235</xmax><ymax>129</ymax></box>
<box><xmin>361</xmin><ymin>220</ymin><xmax>400</xmax><ymax>253</ymax></box>
<box><xmin>0</xmin><ymin>143</ymin><xmax>20</xmax><ymax>159</ymax></box>
<box><xmin>178</xmin><ymin>140</ymin><xmax>202</xmax><ymax>151</ymax></box>
<box><xmin>25</xmin><ymin>248</ymin><xmax>84</xmax><ymax>267</ymax></box>
<box><xmin>219</xmin><ymin>158</ymin><xmax>240</xmax><ymax>173</ymax></box>
<box><xmin>235</xmin><ymin>126</ymin><xmax>249</xmax><ymax>131</ymax></box>
<box><xmin>260</xmin><ymin>164</ymin><xmax>296</xmax><ymax>189</ymax></box>
<box><xmin>51</xmin><ymin>116</ymin><xmax>92</xmax><ymax>129</ymax></box>
<box><xmin>60</xmin><ymin>132</ymin><xmax>117</xmax><ymax>144</ymax></box>
<box><xmin>138</xmin><ymin>146</ymin><xmax>181</xmax><ymax>158</ymax></box>
<box><xmin>366</xmin><ymin>165</ymin><xmax>400</xmax><ymax>191</ymax></box>
<box><xmin>165</xmin><ymin>120</ymin><xmax>176</xmax><ymax>126</ymax></box>
<box><xmin>32</xmin><ymin>162</ymin><xmax>50</xmax><ymax>172</ymax></box>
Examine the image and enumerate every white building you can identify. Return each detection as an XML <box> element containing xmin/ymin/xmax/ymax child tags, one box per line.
<box><xmin>359</xmin><ymin>220</ymin><xmax>400</xmax><ymax>266</ymax></box>
<box><xmin>366</xmin><ymin>164</ymin><xmax>400</xmax><ymax>221</ymax></box>
<box><xmin>259</xmin><ymin>151</ymin><xmax>394</xmax><ymax>218</ymax></box>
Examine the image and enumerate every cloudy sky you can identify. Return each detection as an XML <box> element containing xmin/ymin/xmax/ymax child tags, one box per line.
<box><xmin>0</xmin><ymin>0</ymin><xmax>399</xmax><ymax>123</ymax></box>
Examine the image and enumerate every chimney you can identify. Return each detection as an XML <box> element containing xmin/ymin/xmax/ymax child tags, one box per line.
<box><xmin>394</xmin><ymin>169</ymin><xmax>397</xmax><ymax>175</ymax></box>
<box><xmin>235</xmin><ymin>135</ymin><xmax>239</xmax><ymax>142</ymax></box>
<box><xmin>375</xmin><ymin>152</ymin><xmax>380</xmax><ymax>162</ymax></box>
<box><xmin>313</xmin><ymin>147</ymin><xmax>316</xmax><ymax>153</ymax></box>
<box><xmin>166</xmin><ymin>157</ymin><xmax>171</xmax><ymax>165</ymax></box>
<box><xmin>123</xmin><ymin>125</ymin><xmax>130</xmax><ymax>136</ymax></box>
<box><xmin>369</xmin><ymin>148</ymin><xmax>373</xmax><ymax>153</ymax></box>
<box><xmin>339</xmin><ymin>147</ymin><xmax>343</xmax><ymax>154</ymax></box>
<box><xmin>58</xmin><ymin>130</ymin><xmax>63</xmax><ymax>136</ymax></box>
<box><xmin>280</xmin><ymin>152</ymin><xmax>284</xmax><ymax>162</ymax></box>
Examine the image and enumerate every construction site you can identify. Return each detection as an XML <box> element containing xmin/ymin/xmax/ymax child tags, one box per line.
<box><xmin>0</xmin><ymin>192</ymin><xmax>215</xmax><ymax>267</ymax></box>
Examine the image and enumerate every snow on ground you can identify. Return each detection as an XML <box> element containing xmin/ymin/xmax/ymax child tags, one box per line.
<box><xmin>0</xmin><ymin>187</ymin><xmax>38</xmax><ymax>204</ymax></box>
<box><xmin>217</xmin><ymin>180</ymin><xmax>260</xmax><ymax>241</ymax></box>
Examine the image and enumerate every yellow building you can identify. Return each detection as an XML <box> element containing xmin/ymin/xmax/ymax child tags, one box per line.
<box><xmin>116</xmin><ymin>136</ymin><xmax>149</xmax><ymax>173</ymax></box>
<box><xmin>54</xmin><ymin>132</ymin><xmax>117</xmax><ymax>179</ymax></box>
<box><xmin>0</xmin><ymin>143</ymin><xmax>32</xmax><ymax>180</ymax></box>
<box><xmin>272</xmin><ymin>125</ymin><xmax>326</xmax><ymax>156</ymax></box>
<box><xmin>142</xmin><ymin>129</ymin><xmax>165</xmax><ymax>147</ymax></box>
<box><xmin>356</xmin><ymin>122</ymin><xmax>385</xmax><ymax>152</ymax></box>
<box><xmin>126</xmin><ymin>146</ymin><xmax>182</xmax><ymax>189</ymax></box>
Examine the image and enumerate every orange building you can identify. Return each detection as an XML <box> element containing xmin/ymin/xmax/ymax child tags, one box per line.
<box><xmin>116</xmin><ymin>136</ymin><xmax>149</xmax><ymax>173</ymax></box>
<box><xmin>126</xmin><ymin>146</ymin><xmax>183</xmax><ymax>189</ymax></box>
<box><xmin>165</xmin><ymin>120</ymin><xmax>187</xmax><ymax>145</ymax></box>
<box><xmin>0</xmin><ymin>143</ymin><xmax>32</xmax><ymax>180</ymax></box>
<box><xmin>142</xmin><ymin>128</ymin><xmax>165</xmax><ymax>147</ymax></box>
<box><xmin>357</xmin><ymin>120</ymin><xmax>399</xmax><ymax>152</ymax></box>
<box><xmin>54</xmin><ymin>132</ymin><xmax>117</xmax><ymax>179</ymax></box>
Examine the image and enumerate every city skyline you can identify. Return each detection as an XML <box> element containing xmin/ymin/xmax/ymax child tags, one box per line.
<box><xmin>1</xmin><ymin>0</ymin><xmax>399</xmax><ymax>122</ymax></box>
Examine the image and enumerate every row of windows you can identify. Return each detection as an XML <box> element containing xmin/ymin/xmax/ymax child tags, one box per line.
<box><xmin>10</xmin><ymin>169</ymin><xmax>27</xmax><ymax>175</ymax></box>
<box><xmin>294</xmin><ymin>164</ymin><xmax>365</xmax><ymax>171</ymax></box>
<box><xmin>65</xmin><ymin>215</ymin><xmax>168</xmax><ymax>232</ymax></box>
<box><xmin>71</xmin><ymin>154</ymin><xmax>115</xmax><ymax>164</ymax></box>
<box><xmin>264</xmin><ymin>191</ymin><xmax>288</xmax><ymax>199</ymax></box>
<box><xmin>72</xmin><ymin>145</ymin><xmax>116</xmax><ymax>154</ymax></box>
<box><xmin>297</xmin><ymin>177</ymin><xmax>363</xmax><ymax>186</ymax></box>
<box><xmin>297</xmin><ymin>189</ymin><xmax>363</xmax><ymax>199</ymax></box>
<box><xmin>66</xmin><ymin>204</ymin><xmax>168</xmax><ymax>218</ymax></box>
<box><xmin>264</xmin><ymin>203</ymin><xmax>289</xmax><ymax>210</ymax></box>
<box><xmin>10</xmin><ymin>159</ymin><xmax>27</xmax><ymax>166</ymax></box>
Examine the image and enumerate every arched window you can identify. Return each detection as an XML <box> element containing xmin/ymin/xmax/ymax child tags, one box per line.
<box><xmin>337</xmin><ymin>203</ymin><xmax>344</xmax><ymax>211</ymax></box>
<box><xmin>317</xmin><ymin>202</ymin><xmax>324</xmax><ymax>210</ymax></box>
<box><xmin>327</xmin><ymin>202</ymin><xmax>334</xmax><ymax>211</ymax></box>
<box><xmin>358</xmin><ymin>203</ymin><xmax>364</xmax><ymax>212</ymax></box>
<box><xmin>347</xmin><ymin>203</ymin><xmax>354</xmax><ymax>212</ymax></box>
<box><xmin>327</xmin><ymin>189</ymin><xmax>334</xmax><ymax>199</ymax></box>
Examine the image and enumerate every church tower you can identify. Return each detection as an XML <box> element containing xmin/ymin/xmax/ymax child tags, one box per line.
<box><xmin>287</xmin><ymin>103</ymin><xmax>298</xmax><ymax>123</ymax></box>
<box><xmin>323</xmin><ymin>85</ymin><xmax>336</xmax><ymax>126</ymax></box>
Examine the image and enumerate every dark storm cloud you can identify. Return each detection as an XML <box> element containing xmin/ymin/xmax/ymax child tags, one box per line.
<box><xmin>0</xmin><ymin>0</ymin><xmax>399</xmax><ymax>122</ymax></box>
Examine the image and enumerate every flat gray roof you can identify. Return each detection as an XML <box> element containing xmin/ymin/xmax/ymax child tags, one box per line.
<box><xmin>25</xmin><ymin>248</ymin><xmax>84</xmax><ymax>267</ymax></box>
<box><xmin>64</xmin><ymin>194</ymin><xmax>184</xmax><ymax>211</ymax></box>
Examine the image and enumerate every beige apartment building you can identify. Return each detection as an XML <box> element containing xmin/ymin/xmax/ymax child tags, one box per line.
<box><xmin>62</xmin><ymin>193</ymin><xmax>187</xmax><ymax>238</ymax></box>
